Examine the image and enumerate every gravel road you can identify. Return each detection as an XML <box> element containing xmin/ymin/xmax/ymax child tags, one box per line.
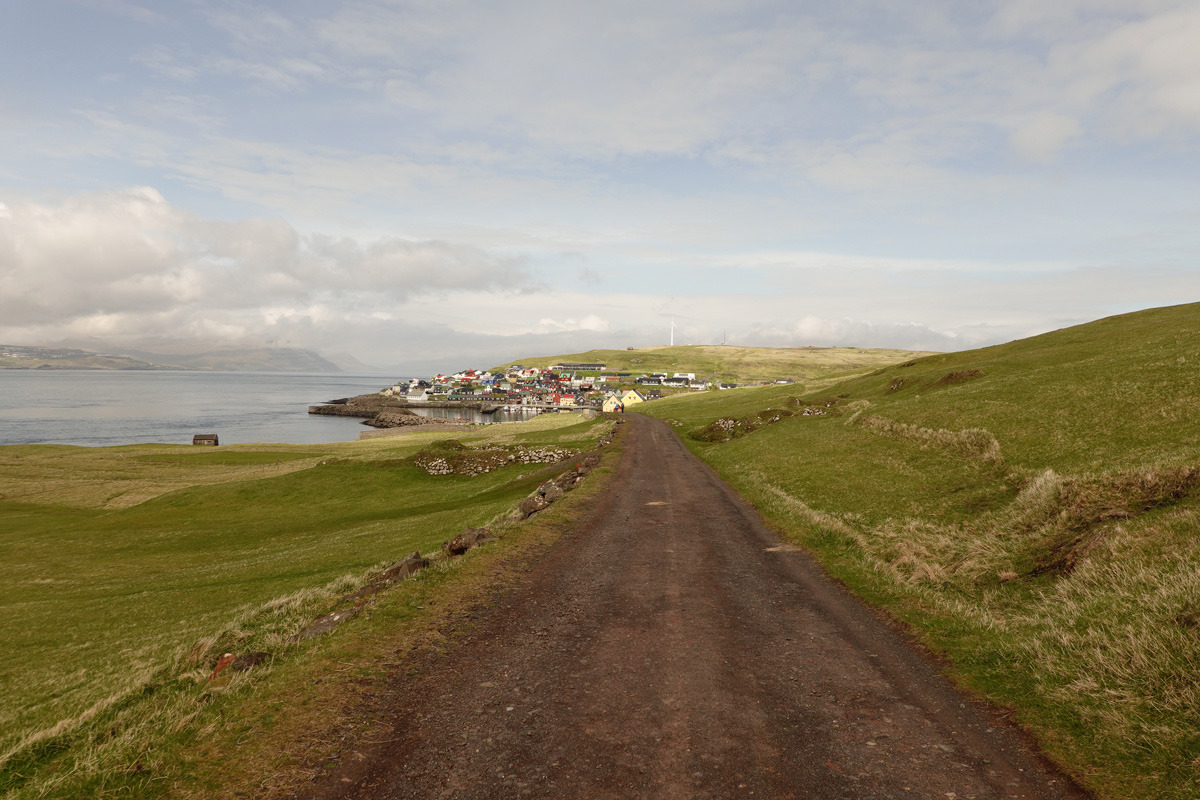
<box><xmin>306</xmin><ymin>413</ymin><xmax>1090</xmax><ymax>800</ymax></box>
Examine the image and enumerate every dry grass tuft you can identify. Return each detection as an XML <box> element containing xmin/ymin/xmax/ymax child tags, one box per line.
<box><xmin>1027</xmin><ymin>529</ymin><xmax>1107</xmax><ymax>577</ymax></box>
<box><xmin>856</xmin><ymin>414</ymin><xmax>1003</xmax><ymax>464</ymax></box>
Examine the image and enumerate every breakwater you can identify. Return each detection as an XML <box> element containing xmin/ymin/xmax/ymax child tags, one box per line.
<box><xmin>308</xmin><ymin>394</ymin><xmax>507</xmax><ymax>429</ymax></box>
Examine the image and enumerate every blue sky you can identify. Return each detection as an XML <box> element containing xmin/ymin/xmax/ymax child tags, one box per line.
<box><xmin>2</xmin><ymin>0</ymin><xmax>1199</xmax><ymax>371</ymax></box>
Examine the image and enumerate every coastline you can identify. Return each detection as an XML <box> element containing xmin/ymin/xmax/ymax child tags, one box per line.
<box><xmin>358</xmin><ymin>423</ymin><xmax>480</xmax><ymax>439</ymax></box>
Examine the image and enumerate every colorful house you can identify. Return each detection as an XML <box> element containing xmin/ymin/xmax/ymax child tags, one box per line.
<box><xmin>602</xmin><ymin>393</ymin><xmax>624</xmax><ymax>413</ymax></box>
<box><xmin>619</xmin><ymin>389</ymin><xmax>647</xmax><ymax>408</ymax></box>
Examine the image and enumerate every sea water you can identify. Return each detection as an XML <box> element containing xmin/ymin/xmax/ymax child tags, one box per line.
<box><xmin>0</xmin><ymin>370</ymin><xmax>401</xmax><ymax>447</ymax></box>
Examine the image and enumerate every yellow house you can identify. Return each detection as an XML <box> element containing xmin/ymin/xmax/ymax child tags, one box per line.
<box><xmin>602</xmin><ymin>392</ymin><xmax>624</xmax><ymax>413</ymax></box>
<box><xmin>619</xmin><ymin>389</ymin><xmax>646</xmax><ymax>408</ymax></box>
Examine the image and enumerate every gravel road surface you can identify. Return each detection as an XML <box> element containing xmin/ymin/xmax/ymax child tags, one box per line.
<box><xmin>306</xmin><ymin>413</ymin><xmax>1090</xmax><ymax>800</ymax></box>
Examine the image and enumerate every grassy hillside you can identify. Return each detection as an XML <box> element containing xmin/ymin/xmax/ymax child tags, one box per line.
<box><xmin>491</xmin><ymin>344</ymin><xmax>934</xmax><ymax>383</ymax></box>
<box><xmin>639</xmin><ymin>302</ymin><xmax>1200</xmax><ymax>800</ymax></box>
<box><xmin>0</xmin><ymin>346</ymin><xmax>155</xmax><ymax>370</ymax></box>
<box><xmin>0</xmin><ymin>412</ymin><xmax>614</xmax><ymax>798</ymax></box>
<box><xmin>0</xmin><ymin>344</ymin><xmax>343</xmax><ymax>371</ymax></box>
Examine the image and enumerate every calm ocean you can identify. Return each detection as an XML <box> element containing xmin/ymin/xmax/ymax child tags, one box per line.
<box><xmin>0</xmin><ymin>371</ymin><xmax>400</xmax><ymax>447</ymax></box>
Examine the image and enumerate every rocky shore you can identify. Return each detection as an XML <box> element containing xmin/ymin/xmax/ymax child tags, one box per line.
<box><xmin>368</xmin><ymin>409</ymin><xmax>472</xmax><ymax>429</ymax></box>
<box><xmin>308</xmin><ymin>393</ymin><xmax>404</xmax><ymax>417</ymax></box>
<box><xmin>308</xmin><ymin>393</ymin><xmax>474</xmax><ymax>429</ymax></box>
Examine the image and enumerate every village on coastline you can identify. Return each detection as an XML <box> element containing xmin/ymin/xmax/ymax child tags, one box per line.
<box><xmin>309</xmin><ymin>360</ymin><xmax>793</xmax><ymax>434</ymax></box>
<box><xmin>387</xmin><ymin>361</ymin><xmax>757</xmax><ymax>412</ymax></box>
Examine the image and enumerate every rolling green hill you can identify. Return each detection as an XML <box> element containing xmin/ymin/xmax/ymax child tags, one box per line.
<box><xmin>0</xmin><ymin>344</ymin><xmax>344</xmax><ymax>372</ymax></box>
<box><xmin>638</xmin><ymin>301</ymin><xmax>1200</xmax><ymax>800</ymax></box>
<box><xmin>0</xmin><ymin>346</ymin><xmax>156</xmax><ymax>370</ymax></box>
<box><xmin>491</xmin><ymin>344</ymin><xmax>935</xmax><ymax>384</ymax></box>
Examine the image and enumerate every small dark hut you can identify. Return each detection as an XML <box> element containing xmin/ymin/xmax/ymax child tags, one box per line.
<box><xmin>193</xmin><ymin>434</ymin><xmax>219</xmax><ymax>446</ymax></box>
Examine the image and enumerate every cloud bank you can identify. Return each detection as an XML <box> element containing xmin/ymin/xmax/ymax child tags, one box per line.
<box><xmin>0</xmin><ymin>188</ymin><xmax>532</xmax><ymax>357</ymax></box>
<box><xmin>2</xmin><ymin>3</ymin><xmax>1199</xmax><ymax>371</ymax></box>
<box><xmin>3</xmin><ymin>186</ymin><xmax>1197</xmax><ymax>373</ymax></box>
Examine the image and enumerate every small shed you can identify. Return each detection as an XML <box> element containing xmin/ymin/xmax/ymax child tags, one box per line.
<box><xmin>193</xmin><ymin>434</ymin><xmax>219</xmax><ymax>446</ymax></box>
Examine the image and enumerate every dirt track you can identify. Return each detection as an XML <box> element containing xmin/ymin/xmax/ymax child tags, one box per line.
<box><xmin>306</xmin><ymin>414</ymin><xmax>1090</xmax><ymax>800</ymax></box>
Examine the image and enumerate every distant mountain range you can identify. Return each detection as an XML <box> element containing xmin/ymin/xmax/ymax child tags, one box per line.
<box><xmin>0</xmin><ymin>344</ymin><xmax>346</xmax><ymax>372</ymax></box>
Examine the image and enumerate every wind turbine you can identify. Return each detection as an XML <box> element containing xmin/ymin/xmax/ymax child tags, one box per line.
<box><xmin>670</xmin><ymin>319</ymin><xmax>676</xmax><ymax>347</ymax></box>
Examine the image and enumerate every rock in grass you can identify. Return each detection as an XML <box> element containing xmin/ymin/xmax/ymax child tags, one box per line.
<box><xmin>298</xmin><ymin>608</ymin><xmax>359</xmax><ymax>639</ymax></box>
<box><xmin>518</xmin><ymin>494</ymin><xmax>549</xmax><ymax>518</ymax></box>
<box><xmin>443</xmin><ymin>528</ymin><xmax>498</xmax><ymax>556</ymax></box>
<box><xmin>380</xmin><ymin>551</ymin><xmax>430</xmax><ymax>584</ymax></box>
<box><xmin>539</xmin><ymin>481</ymin><xmax>565</xmax><ymax>503</ymax></box>
<box><xmin>516</xmin><ymin>458</ymin><xmax>602</xmax><ymax>518</ymax></box>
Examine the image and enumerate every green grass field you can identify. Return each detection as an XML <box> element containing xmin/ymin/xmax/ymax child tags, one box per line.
<box><xmin>639</xmin><ymin>302</ymin><xmax>1200</xmax><ymax>800</ymax></box>
<box><xmin>491</xmin><ymin>343</ymin><xmax>933</xmax><ymax>384</ymax></box>
<box><xmin>0</xmin><ymin>412</ymin><xmax>612</xmax><ymax>797</ymax></box>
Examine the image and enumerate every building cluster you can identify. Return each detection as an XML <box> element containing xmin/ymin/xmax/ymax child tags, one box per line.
<box><xmin>381</xmin><ymin>362</ymin><xmax>721</xmax><ymax>411</ymax></box>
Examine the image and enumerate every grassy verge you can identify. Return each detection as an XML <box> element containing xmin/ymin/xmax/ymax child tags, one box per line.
<box><xmin>638</xmin><ymin>303</ymin><xmax>1200</xmax><ymax>800</ymax></box>
<box><xmin>176</xmin><ymin>440</ymin><xmax>621</xmax><ymax>799</ymax></box>
<box><xmin>0</xmin><ymin>412</ymin><xmax>619</xmax><ymax>798</ymax></box>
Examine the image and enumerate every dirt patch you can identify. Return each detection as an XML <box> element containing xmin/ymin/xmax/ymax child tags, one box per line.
<box><xmin>934</xmin><ymin>369</ymin><xmax>985</xmax><ymax>387</ymax></box>
<box><xmin>231</xmin><ymin>652</ymin><xmax>273</xmax><ymax>672</ymax></box>
<box><xmin>1174</xmin><ymin>606</ymin><xmax>1200</xmax><ymax>633</ymax></box>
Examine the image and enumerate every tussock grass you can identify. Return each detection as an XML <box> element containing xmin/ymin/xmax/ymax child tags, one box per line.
<box><xmin>638</xmin><ymin>302</ymin><xmax>1200</xmax><ymax>800</ymax></box>
<box><xmin>856</xmin><ymin>413</ymin><xmax>1003</xmax><ymax>463</ymax></box>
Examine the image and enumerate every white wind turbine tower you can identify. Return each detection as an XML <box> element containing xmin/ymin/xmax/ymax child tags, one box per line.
<box><xmin>670</xmin><ymin>319</ymin><xmax>676</xmax><ymax>346</ymax></box>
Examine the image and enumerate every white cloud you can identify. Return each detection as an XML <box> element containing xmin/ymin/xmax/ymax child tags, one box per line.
<box><xmin>0</xmin><ymin>188</ymin><xmax>535</xmax><ymax>332</ymax></box>
<box><xmin>69</xmin><ymin>0</ymin><xmax>165</xmax><ymax>25</ymax></box>
<box><xmin>1059</xmin><ymin>6</ymin><xmax>1200</xmax><ymax>138</ymax></box>
<box><xmin>1010</xmin><ymin>113</ymin><xmax>1083</xmax><ymax>162</ymax></box>
<box><xmin>530</xmin><ymin>315</ymin><xmax>612</xmax><ymax>335</ymax></box>
<box><xmin>738</xmin><ymin>316</ymin><xmax>969</xmax><ymax>352</ymax></box>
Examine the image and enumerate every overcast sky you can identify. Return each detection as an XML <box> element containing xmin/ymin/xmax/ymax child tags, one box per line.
<box><xmin>2</xmin><ymin>1</ymin><xmax>1198</xmax><ymax>371</ymax></box>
